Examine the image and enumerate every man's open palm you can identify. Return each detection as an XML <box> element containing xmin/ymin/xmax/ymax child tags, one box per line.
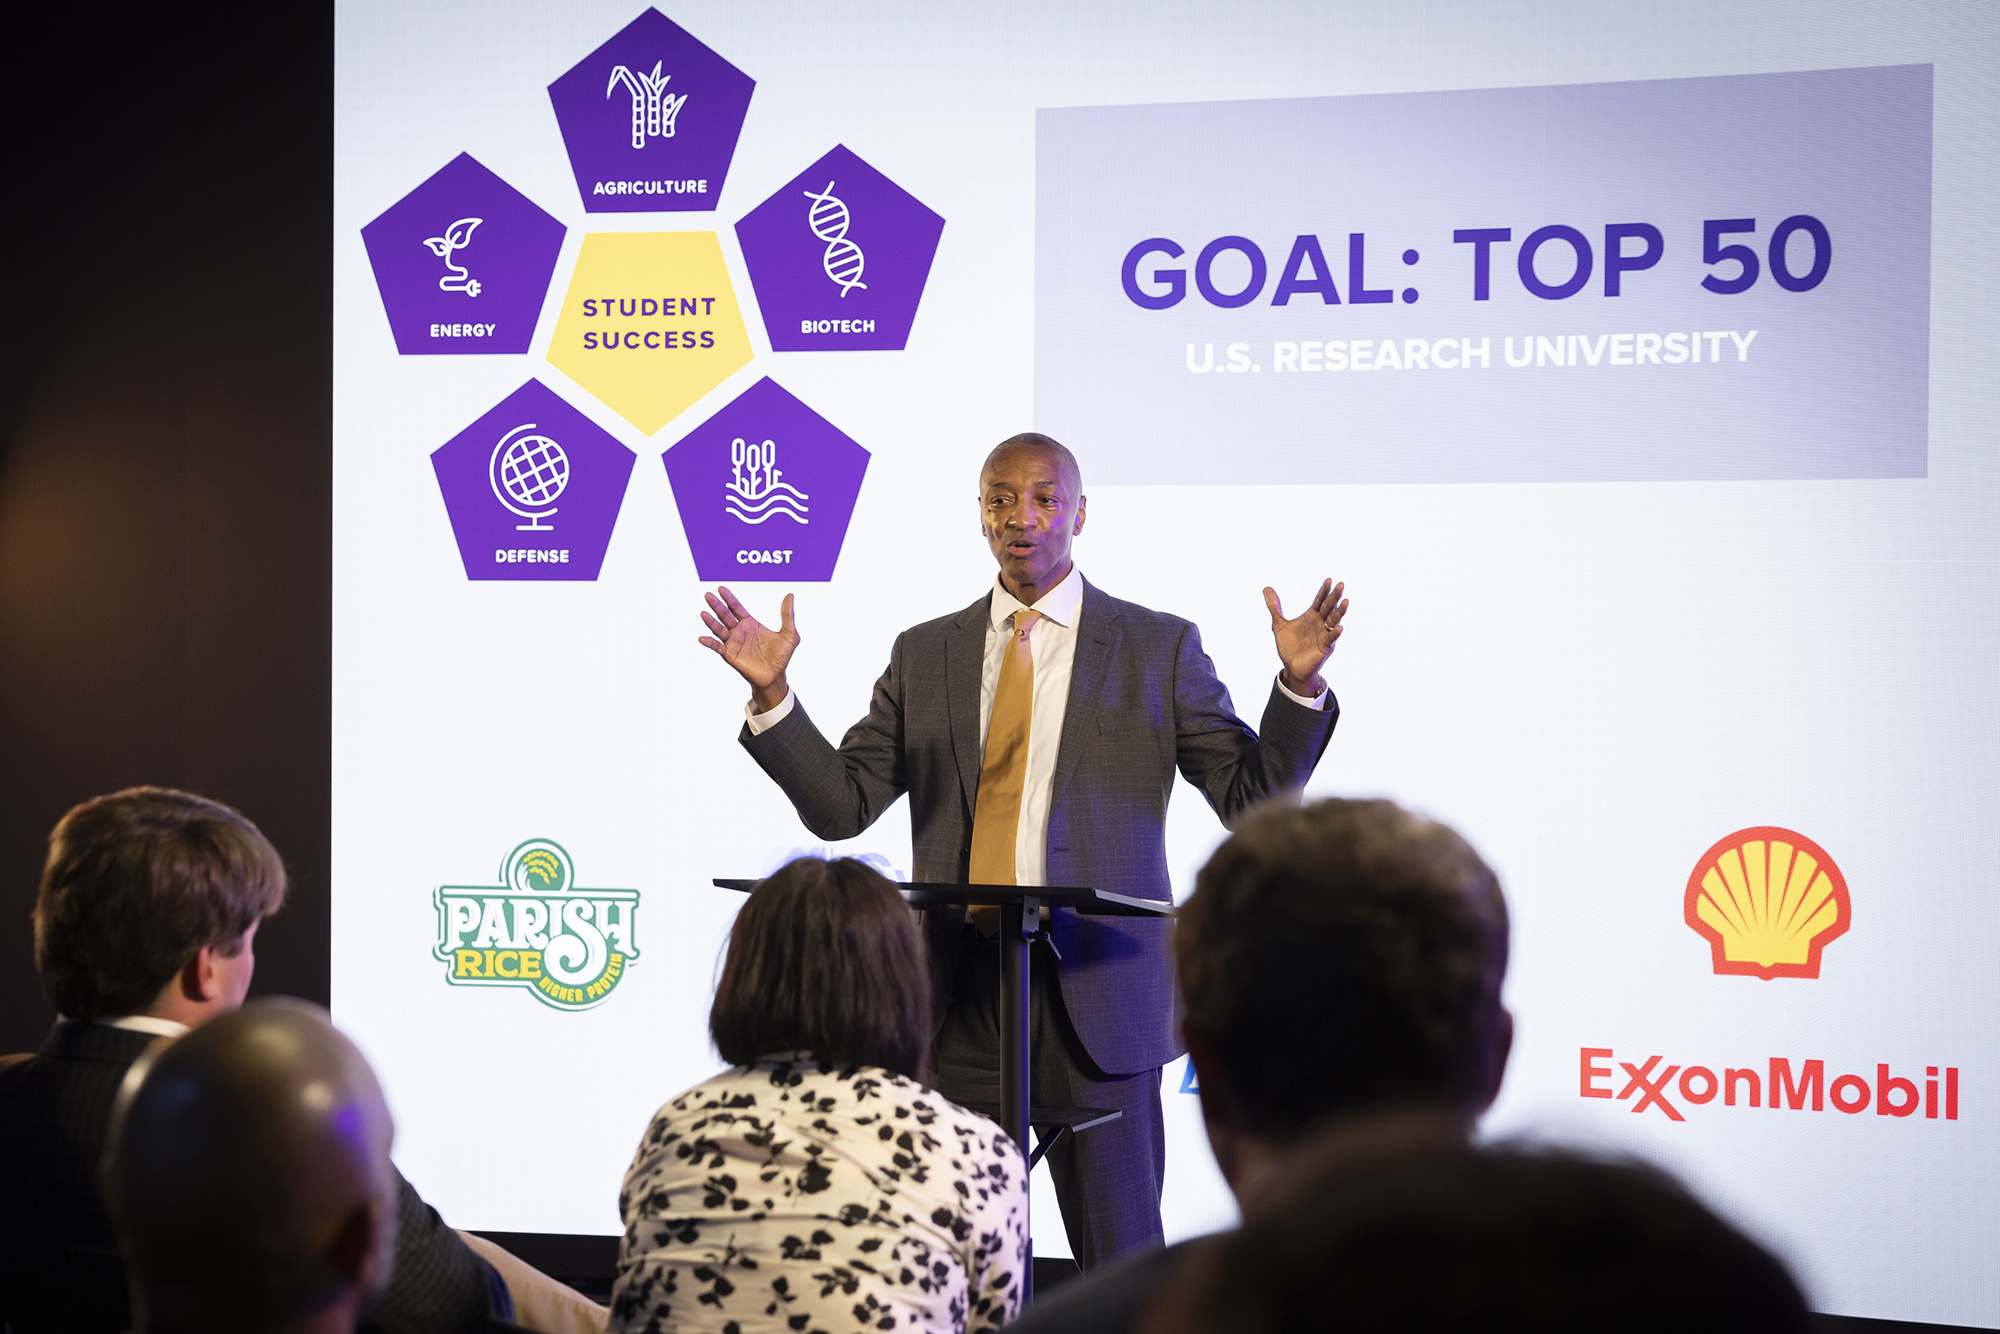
<box><xmin>699</xmin><ymin>586</ymin><xmax>799</xmax><ymax>695</ymax></box>
<box><xmin>1263</xmin><ymin>579</ymin><xmax>1348</xmax><ymax>696</ymax></box>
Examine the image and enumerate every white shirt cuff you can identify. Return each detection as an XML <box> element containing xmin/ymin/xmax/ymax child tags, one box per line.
<box><xmin>1276</xmin><ymin>675</ymin><xmax>1329</xmax><ymax>710</ymax></box>
<box><xmin>744</xmin><ymin>689</ymin><xmax>797</xmax><ymax>735</ymax></box>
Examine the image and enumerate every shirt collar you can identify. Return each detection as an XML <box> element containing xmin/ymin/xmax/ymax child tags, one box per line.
<box><xmin>94</xmin><ymin>1014</ymin><xmax>192</xmax><ymax>1039</ymax></box>
<box><xmin>990</xmin><ymin>567</ymin><xmax>1084</xmax><ymax>632</ymax></box>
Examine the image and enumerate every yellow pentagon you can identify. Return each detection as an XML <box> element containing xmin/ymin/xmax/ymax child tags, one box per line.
<box><xmin>547</xmin><ymin>232</ymin><xmax>752</xmax><ymax>434</ymax></box>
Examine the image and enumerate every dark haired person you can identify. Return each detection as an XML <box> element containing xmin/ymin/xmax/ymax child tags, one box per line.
<box><xmin>696</xmin><ymin>433</ymin><xmax>1347</xmax><ymax>1264</ymax></box>
<box><xmin>0</xmin><ymin>787</ymin><xmax>540</xmax><ymax>1334</ymax></box>
<box><xmin>1138</xmin><ymin>1119</ymin><xmax>1810</xmax><ymax>1334</ymax></box>
<box><xmin>609</xmin><ymin>857</ymin><xmax>1028</xmax><ymax>1334</ymax></box>
<box><xmin>104</xmin><ymin>999</ymin><xmax>401</xmax><ymax>1334</ymax></box>
<box><xmin>1008</xmin><ymin>797</ymin><xmax>1512</xmax><ymax>1334</ymax></box>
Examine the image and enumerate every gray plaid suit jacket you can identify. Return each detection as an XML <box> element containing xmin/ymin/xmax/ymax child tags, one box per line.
<box><xmin>741</xmin><ymin>577</ymin><xmax>1339</xmax><ymax>1075</ymax></box>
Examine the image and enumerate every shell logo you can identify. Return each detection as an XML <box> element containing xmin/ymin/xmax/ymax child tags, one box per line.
<box><xmin>1685</xmin><ymin>827</ymin><xmax>1850</xmax><ymax>980</ymax></box>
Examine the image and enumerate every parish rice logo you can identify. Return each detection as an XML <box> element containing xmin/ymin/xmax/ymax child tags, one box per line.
<box><xmin>1685</xmin><ymin>826</ymin><xmax>1849</xmax><ymax>980</ymax></box>
<box><xmin>433</xmin><ymin>839</ymin><xmax>640</xmax><ymax>1010</ymax></box>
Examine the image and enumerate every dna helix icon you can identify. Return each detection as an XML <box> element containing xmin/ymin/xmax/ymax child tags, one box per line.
<box><xmin>726</xmin><ymin>437</ymin><xmax>810</xmax><ymax>526</ymax></box>
<box><xmin>606</xmin><ymin>61</ymin><xmax>687</xmax><ymax>149</ymax></box>
<box><xmin>802</xmin><ymin>181</ymin><xmax>867</xmax><ymax>297</ymax></box>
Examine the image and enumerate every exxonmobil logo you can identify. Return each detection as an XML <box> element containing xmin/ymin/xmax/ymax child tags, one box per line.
<box><xmin>1581</xmin><ymin>1048</ymin><xmax>1961</xmax><ymax>1123</ymax></box>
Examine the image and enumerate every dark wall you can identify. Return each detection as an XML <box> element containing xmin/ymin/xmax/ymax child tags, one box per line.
<box><xmin>0</xmin><ymin>5</ymin><xmax>333</xmax><ymax>1053</ymax></box>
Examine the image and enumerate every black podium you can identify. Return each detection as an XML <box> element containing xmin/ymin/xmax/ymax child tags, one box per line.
<box><xmin>715</xmin><ymin>878</ymin><xmax>1173</xmax><ymax>1303</ymax></box>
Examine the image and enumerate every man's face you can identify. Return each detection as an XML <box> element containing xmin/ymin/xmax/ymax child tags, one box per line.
<box><xmin>979</xmin><ymin>446</ymin><xmax>1085</xmax><ymax>593</ymax></box>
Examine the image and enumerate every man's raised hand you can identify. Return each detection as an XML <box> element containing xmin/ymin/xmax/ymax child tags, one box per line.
<box><xmin>699</xmin><ymin>586</ymin><xmax>799</xmax><ymax>713</ymax></box>
<box><xmin>1263</xmin><ymin>579</ymin><xmax>1348</xmax><ymax>699</ymax></box>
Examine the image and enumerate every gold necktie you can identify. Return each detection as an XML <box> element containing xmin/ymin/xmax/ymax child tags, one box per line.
<box><xmin>969</xmin><ymin>609</ymin><xmax>1041</xmax><ymax>933</ymax></box>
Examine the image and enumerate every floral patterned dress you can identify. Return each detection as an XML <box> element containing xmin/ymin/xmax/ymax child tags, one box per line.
<box><xmin>610</xmin><ymin>1055</ymin><xmax>1028</xmax><ymax>1334</ymax></box>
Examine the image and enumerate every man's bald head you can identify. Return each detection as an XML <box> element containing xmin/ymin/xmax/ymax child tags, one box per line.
<box><xmin>981</xmin><ymin>432</ymin><xmax>1081</xmax><ymax>494</ymax></box>
<box><xmin>977</xmin><ymin>433</ymin><xmax>1088</xmax><ymax>603</ymax></box>
<box><xmin>104</xmin><ymin>998</ymin><xmax>398</xmax><ymax>1333</ymax></box>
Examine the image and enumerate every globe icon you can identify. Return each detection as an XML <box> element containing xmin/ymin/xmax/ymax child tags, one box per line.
<box><xmin>490</xmin><ymin>423</ymin><xmax>570</xmax><ymax>531</ymax></box>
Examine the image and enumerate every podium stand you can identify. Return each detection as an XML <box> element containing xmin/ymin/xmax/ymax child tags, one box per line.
<box><xmin>716</xmin><ymin>879</ymin><xmax>1173</xmax><ymax>1303</ymax></box>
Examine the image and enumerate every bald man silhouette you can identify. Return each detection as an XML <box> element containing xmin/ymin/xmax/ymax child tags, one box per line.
<box><xmin>103</xmin><ymin>999</ymin><xmax>400</xmax><ymax>1334</ymax></box>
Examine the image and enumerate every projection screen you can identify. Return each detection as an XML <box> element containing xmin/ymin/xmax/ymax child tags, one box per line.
<box><xmin>334</xmin><ymin>3</ymin><xmax>1998</xmax><ymax>1324</ymax></box>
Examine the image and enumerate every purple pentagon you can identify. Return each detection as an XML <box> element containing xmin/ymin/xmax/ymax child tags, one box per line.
<box><xmin>548</xmin><ymin>8</ymin><xmax>755</xmax><ymax>214</ymax></box>
<box><xmin>360</xmin><ymin>153</ymin><xmax>565</xmax><ymax>355</ymax></box>
<box><xmin>662</xmin><ymin>377</ymin><xmax>869</xmax><ymax>582</ymax></box>
<box><xmin>736</xmin><ymin>144</ymin><xmax>946</xmax><ymax>351</ymax></box>
<box><xmin>431</xmin><ymin>380</ymin><xmax>638</xmax><ymax>581</ymax></box>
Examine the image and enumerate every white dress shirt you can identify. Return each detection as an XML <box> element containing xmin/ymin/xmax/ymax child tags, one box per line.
<box><xmin>86</xmin><ymin>1014</ymin><xmax>191</xmax><ymax>1038</ymax></box>
<box><xmin>745</xmin><ymin>569</ymin><xmax>1328</xmax><ymax>886</ymax></box>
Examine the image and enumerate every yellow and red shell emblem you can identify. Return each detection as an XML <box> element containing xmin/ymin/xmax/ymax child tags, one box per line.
<box><xmin>1685</xmin><ymin>827</ymin><xmax>1850</xmax><ymax>980</ymax></box>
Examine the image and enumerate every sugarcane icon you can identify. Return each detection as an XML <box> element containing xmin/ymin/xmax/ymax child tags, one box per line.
<box><xmin>802</xmin><ymin>182</ymin><xmax>866</xmax><ymax>297</ymax></box>
<box><xmin>422</xmin><ymin>218</ymin><xmax>483</xmax><ymax>297</ymax></box>
<box><xmin>606</xmin><ymin>61</ymin><xmax>687</xmax><ymax>149</ymax></box>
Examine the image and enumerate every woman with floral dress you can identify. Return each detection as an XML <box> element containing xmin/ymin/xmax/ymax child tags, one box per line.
<box><xmin>610</xmin><ymin>857</ymin><xmax>1028</xmax><ymax>1334</ymax></box>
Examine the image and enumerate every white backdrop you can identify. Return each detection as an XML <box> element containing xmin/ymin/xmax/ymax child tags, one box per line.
<box><xmin>334</xmin><ymin>3</ymin><xmax>2000</xmax><ymax>1325</ymax></box>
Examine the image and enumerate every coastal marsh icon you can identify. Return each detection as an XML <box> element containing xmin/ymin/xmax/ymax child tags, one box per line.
<box><xmin>663</xmin><ymin>377</ymin><xmax>867</xmax><ymax>581</ymax></box>
<box><xmin>423</xmin><ymin>217</ymin><xmax>483</xmax><ymax>296</ymax></box>
<box><xmin>491</xmin><ymin>425</ymin><xmax>569</xmax><ymax>531</ymax></box>
<box><xmin>431</xmin><ymin>380</ymin><xmax>636</xmax><ymax>581</ymax></box>
<box><xmin>607</xmin><ymin>60</ymin><xmax>687</xmax><ymax>146</ymax></box>
<box><xmin>360</xmin><ymin>154</ymin><xmax>565</xmax><ymax>354</ymax></box>
<box><xmin>548</xmin><ymin>8</ymin><xmax>755</xmax><ymax>213</ymax></box>
<box><xmin>802</xmin><ymin>181</ymin><xmax>866</xmax><ymax>296</ymax></box>
<box><xmin>1685</xmin><ymin>826</ymin><xmax>1851</xmax><ymax>980</ymax></box>
<box><xmin>726</xmin><ymin>436</ymin><xmax>809</xmax><ymax>526</ymax></box>
<box><xmin>433</xmin><ymin>839</ymin><xmax>641</xmax><ymax>1011</ymax></box>
<box><xmin>736</xmin><ymin>144</ymin><xmax>944</xmax><ymax>351</ymax></box>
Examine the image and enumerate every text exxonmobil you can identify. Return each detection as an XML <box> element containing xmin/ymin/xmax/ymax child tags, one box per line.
<box><xmin>1581</xmin><ymin>1048</ymin><xmax>1961</xmax><ymax>1123</ymax></box>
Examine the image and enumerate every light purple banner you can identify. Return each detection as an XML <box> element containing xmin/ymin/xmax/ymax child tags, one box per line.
<box><xmin>1036</xmin><ymin>65</ymin><xmax>1932</xmax><ymax>484</ymax></box>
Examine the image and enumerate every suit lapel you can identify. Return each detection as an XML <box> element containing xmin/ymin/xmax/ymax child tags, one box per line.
<box><xmin>946</xmin><ymin>592</ymin><xmax>992</xmax><ymax>816</ymax></box>
<box><xmin>1050</xmin><ymin>579</ymin><xmax>1119</xmax><ymax>821</ymax></box>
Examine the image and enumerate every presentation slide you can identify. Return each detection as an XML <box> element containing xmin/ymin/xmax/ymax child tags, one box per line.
<box><xmin>333</xmin><ymin>4</ymin><xmax>1997</xmax><ymax>1325</ymax></box>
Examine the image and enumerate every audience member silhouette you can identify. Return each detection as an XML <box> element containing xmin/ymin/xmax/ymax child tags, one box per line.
<box><xmin>0</xmin><ymin>787</ymin><xmax>530</xmax><ymax>1333</ymax></box>
<box><xmin>1136</xmin><ymin>1116</ymin><xmax>1811</xmax><ymax>1334</ymax></box>
<box><xmin>103</xmin><ymin>998</ymin><xmax>401</xmax><ymax>1334</ymax></box>
<box><xmin>1009</xmin><ymin>796</ymin><xmax>1511</xmax><ymax>1334</ymax></box>
<box><xmin>1</xmin><ymin>787</ymin><xmax>1818</xmax><ymax>1333</ymax></box>
<box><xmin>609</xmin><ymin>857</ymin><xmax>1028</xmax><ymax>1334</ymax></box>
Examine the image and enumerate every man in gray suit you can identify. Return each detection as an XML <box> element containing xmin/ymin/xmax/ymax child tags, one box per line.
<box><xmin>697</xmin><ymin>433</ymin><xmax>1346</xmax><ymax>1265</ymax></box>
